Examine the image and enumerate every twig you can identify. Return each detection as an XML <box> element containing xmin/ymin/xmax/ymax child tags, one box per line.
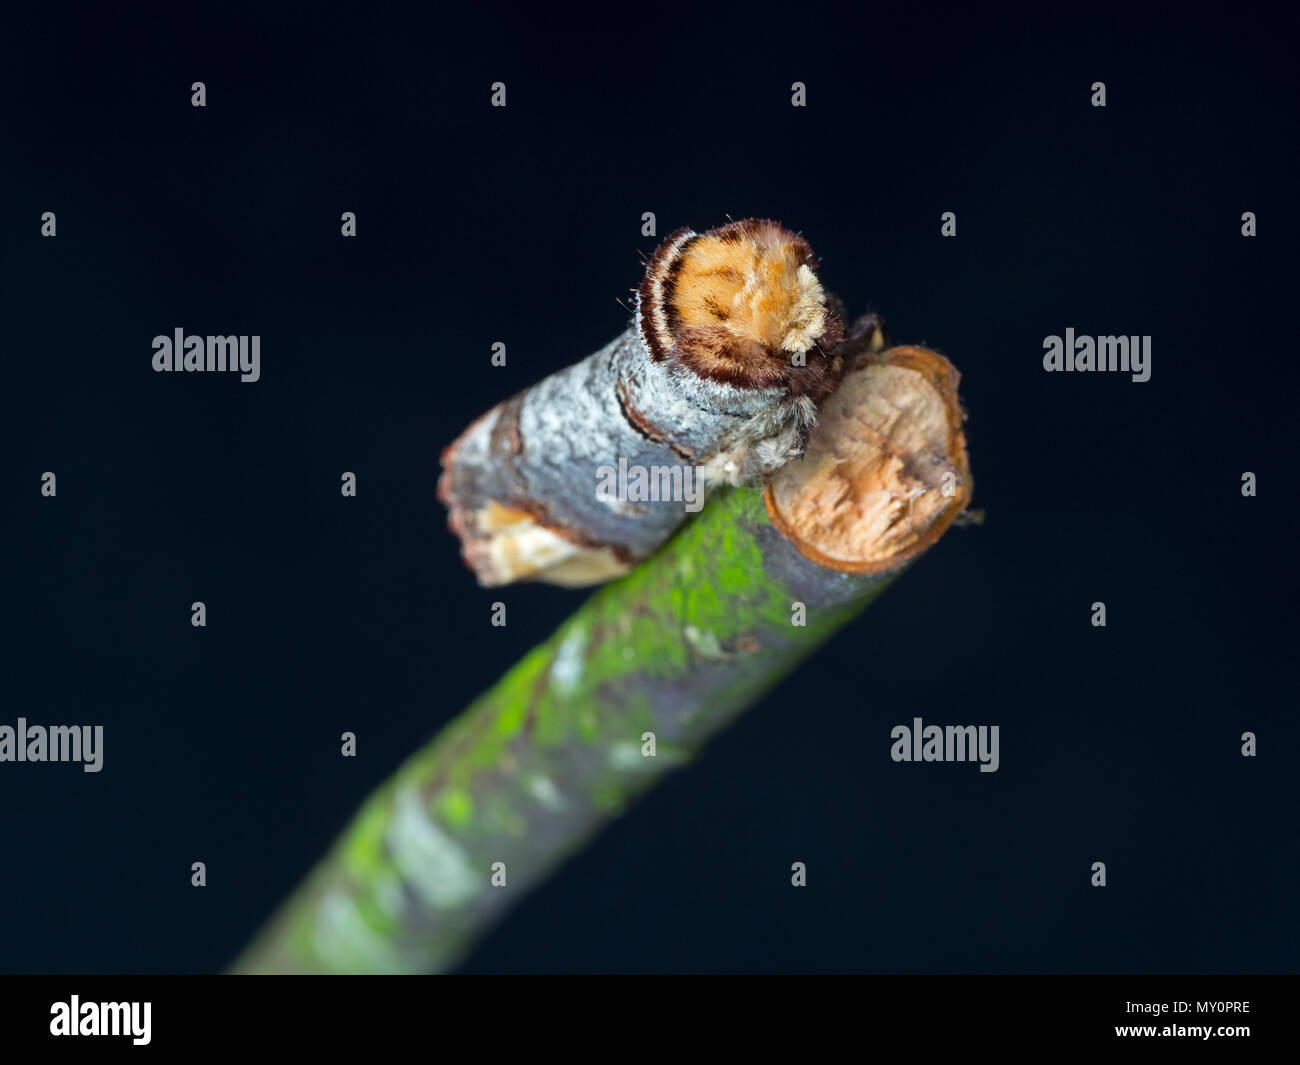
<box><xmin>233</xmin><ymin>344</ymin><xmax>973</xmax><ymax>974</ymax></box>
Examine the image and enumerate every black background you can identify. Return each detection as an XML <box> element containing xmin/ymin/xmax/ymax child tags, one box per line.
<box><xmin>3</xmin><ymin>3</ymin><xmax>1297</xmax><ymax>973</ymax></box>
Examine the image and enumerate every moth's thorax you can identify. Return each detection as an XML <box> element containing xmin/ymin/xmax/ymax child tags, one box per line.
<box><xmin>637</xmin><ymin>219</ymin><xmax>844</xmax><ymax>398</ymax></box>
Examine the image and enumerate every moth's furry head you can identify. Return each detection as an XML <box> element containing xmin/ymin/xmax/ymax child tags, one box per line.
<box><xmin>637</xmin><ymin>219</ymin><xmax>844</xmax><ymax>399</ymax></box>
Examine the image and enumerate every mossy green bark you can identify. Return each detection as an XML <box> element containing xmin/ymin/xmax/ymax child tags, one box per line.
<box><xmin>232</xmin><ymin>487</ymin><xmax>906</xmax><ymax>974</ymax></box>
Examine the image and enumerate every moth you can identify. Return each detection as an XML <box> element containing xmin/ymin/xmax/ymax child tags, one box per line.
<box><xmin>439</xmin><ymin>218</ymin><xmax>871</xmax><ymax>587</ymax></box>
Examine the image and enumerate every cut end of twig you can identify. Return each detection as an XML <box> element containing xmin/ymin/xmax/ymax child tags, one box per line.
<box><xmin>764</xmin><ymin>345</ymin><xmax>974</xmax><ymax>573</ymax></box>
<box><xmin>638</xmin><ymin>219</ymin><xmax>844</xmax><ymax>397</ymax></box>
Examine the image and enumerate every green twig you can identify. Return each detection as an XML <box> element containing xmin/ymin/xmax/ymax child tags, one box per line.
<box><xmin>233</xmin><ymin>346</ymin><xmax>971</xmax><ymax>974</ymax></box>
<box><xmin>234</xmin><ymin>487</ymin><xmax>907</xmax><ymax>973</ymax></box>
